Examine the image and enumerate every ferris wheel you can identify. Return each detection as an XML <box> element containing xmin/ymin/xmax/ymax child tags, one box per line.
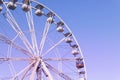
<box><xmin>0</xmin><ymin>0</ymin><xmax>87</xmax><ymax>80</ymax></box>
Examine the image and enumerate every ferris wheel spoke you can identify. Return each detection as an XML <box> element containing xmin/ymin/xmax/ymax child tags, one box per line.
<box><xmin>26</xmin><ymin>8</ymin><xmax>39</xmax><ymax>56</ymax></box>
<box><xmin>46</xmin><ymin>63</ymin><xmax>72</xmax><ymax>80</ymax></box>
<box><xmin>29</xmin><ymin>61</ymin><xmax>40</xmax><ymax>80</ymax></box>
<box><xmin>11</xmin><ymin>60</ymin><xmax>35</xmax><ymax>80</ymax></box>
<box><xmin>41</xmin><ymin>61</ymin><xmax>53</xmax><ymax>80</ymax></box>
<box><xmin>5</xmin><ymin>12</ymin><xmax>33</xmax><ymax>55</ymax></box>
<box><xmin>0</xmin><ymin>57</ymin><xmax>30</xmax><ymax>62</ymax></box>
<box><xmin>44</xmin><ymin>58</ymin><xmax>76</xmax><ymax>62</ymax></box>
<box><xmin>42</xmin><ymin>37</ymin><xmax>65</xmax><ymax>57</ymax></box>
<box><xmin>2</xmin><ymin>3</ymin><xmax>34</xmax><ymax>54</ymax></box>
<box><xmin>39</xmin><ymin>21</ymin><xmax>51</xmax><ymax>55</ymax></box>
<box><xmin>21</xmin><ymin>64</ymin><xmax>33</xmax><ymax>80</ymax></box>
<box><xmin>0</xmin><ymin>33</ymin><xmax>33</xmax><ymax>57</ymax></box>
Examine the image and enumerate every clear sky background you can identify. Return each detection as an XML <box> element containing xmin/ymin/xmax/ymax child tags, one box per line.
<box><xmin>39</xmin><ymin>0</ymin><xmax>120</xmax><ymax>80</ymax></box>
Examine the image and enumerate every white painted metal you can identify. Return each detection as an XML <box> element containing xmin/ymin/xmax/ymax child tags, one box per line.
<box><xmin>39</xmin><ymin>21</ymin><xmax>51</xmax><ymax>55</ymax></box>
<box><xmin>26</xmin><ymin>10</ymin><xmax>39</xmax><ymax>56</ymax></box>
<box><xmin>42</xmin><ymin>37</ymin><xmax>65</xmax><ymax>57</ymax></box>
<box><xmin>41</xmin><ymin>61</ymin><xmax>53</xmax><ymax>80</ymax></box>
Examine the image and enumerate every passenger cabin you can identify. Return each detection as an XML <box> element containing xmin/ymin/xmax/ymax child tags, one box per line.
<box><xmin>7</xmin><ymin>0</ymin><xmax>18</xmax><ymax>10</ymax></box>
<box><xmin>35</xmin><ymin>4</ymin><xmax>44</xmax><ymax>16</ymax></box>
<box><xmin>76</xmin><ymin>61</ymin><xmax>84</xmax><ymax>69</ymax></box>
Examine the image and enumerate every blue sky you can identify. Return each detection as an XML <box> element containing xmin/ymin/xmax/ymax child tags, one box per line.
<box><xmin>39</xmin><ymin>0</ymin><xmax>120</xmax><ymax>80</ymax></box>
<box><xmin>0</xmin><ymin>0</ymin><xmax>119</xmax><ymax>80</ymax></box>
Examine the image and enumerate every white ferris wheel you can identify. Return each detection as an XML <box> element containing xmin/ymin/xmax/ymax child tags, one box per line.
<box><xmin>0</xmin><ymin>0</ymin><xmax>87</xmax><ymax>80</ymax></box>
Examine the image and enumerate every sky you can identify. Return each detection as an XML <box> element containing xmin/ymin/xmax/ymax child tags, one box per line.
<box><xmin>0</xmin><ymin>0</ymin><xmax>119</xmax><ymax>80</ymax></box>
<box><xmin>38</xmin><ymin>0</ymin><xmax>120</xmax><ymax>80</ymax></box>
